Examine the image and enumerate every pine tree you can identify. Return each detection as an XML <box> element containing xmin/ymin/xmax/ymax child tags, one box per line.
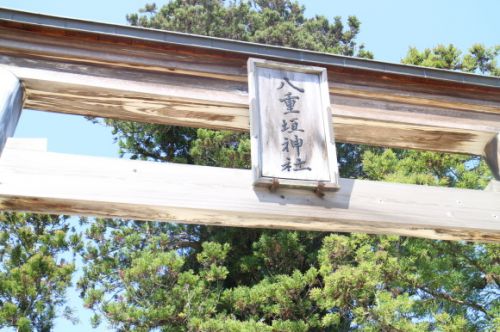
<box><xmin>0</xmin><ymin>213</ymin><xmax>80</xmax><ymax>332</ymax></box>
<box><xmin>78</xmin><ymin>2</ymin><xmax>500</xmax><ymax>331</ymax></box>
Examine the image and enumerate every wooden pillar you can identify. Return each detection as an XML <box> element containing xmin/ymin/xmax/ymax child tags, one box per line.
<box><xmin>485</xmin><ymin>179</ymin><xmax>499</xmax><ymax>192</ymax></box>
<box><xmin>485</xmin><ymin>133</ymin><xmax>500</xmax><ymax>180</ymax></box>
<box><xmin>0</xmin><ymin>67</ymin><xmax>23</xmax><ymax>156</ymax></box>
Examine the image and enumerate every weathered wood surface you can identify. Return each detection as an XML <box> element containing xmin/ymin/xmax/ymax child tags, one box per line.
<box><xmin>0</xmin><ymin>18</ymin><xmax>499</xmax><ymax>157</ymax></box>
<box><xmin>248</xmin><ymin>59</ymin><xmax>339</xmax><ymax>188</ymax></box>
<box><xmin>1</xmin><ymin>138</ymin><xmax>499</xmax><ymax>242</ymax></box>
<box><xmin>0</xmin><ymin>68</ymin><xmax>23</xmax><ymax>156</ymax></box>
<box><xmin>485</xmin><ymin>133</ymin><xmax>499</xmax><ymax>180</ymax></box>
<box><xmin>2</xmin><ymin>60</ymin><xmax>498</xmax><ymax>157</ymax></box>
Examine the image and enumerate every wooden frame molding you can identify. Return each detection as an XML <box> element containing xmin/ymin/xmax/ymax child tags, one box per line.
<box><xmin>247</xmin><ymin>58</ymin><xmax>340</xmax><ymax>190</ymax></box>
<box><xmin>1</xmin><ymin>138</ymin><xmax>499</xmax><ymax>243</ymax></box>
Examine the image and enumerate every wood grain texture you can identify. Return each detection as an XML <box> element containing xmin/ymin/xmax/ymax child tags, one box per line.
<box><xmin>333</xmin><ymin>117</ymin><xmax>496</xmax><ymax>156</ymax></box>
<box><xmin>0</xmin><ymin>68</ymin><xmax>23</xmax><ymax>156</ymax></box>
<box><xmin>1</xmin><ymin>26</ymin><xmax>498</xmax><ymax>106</ymax></box>
<box><xmin>1</xmin><ymin>138</ymin><xmax>499</xmax><ymax>242</ymax></box>
<box><xmin>0</xmin><ymin>22</ymin><xmax>499</xmax><ymax>158</ymax></box>
<box><xmin>248</xmin><ymin>58</ymin><xmax>339</xmax><ymax>189</ymax></box>
<box><xmin>1</xmin><ymin>61</ymin><xmax>498</xmax><ymax>156</ymax></box>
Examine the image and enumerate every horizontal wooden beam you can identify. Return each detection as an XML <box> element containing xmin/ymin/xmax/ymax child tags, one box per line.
<box><xmin>0</xmin><ymin>13</ymin><xmax>499</xmax><ymax>157</ymax></box>
<box><xmin>1</xmin><ymin>138</ymin><xmax>499</xmax><ymax>242</ymax></box>
<box><xmin>0</xmin><ymin>67</ymin><xmax>23</xmax><ymax>156</ymax></box>
<box><xmin>1</xmin><ymin>8</ymin><xmax>499</xmax><ymax>89</ymax></box>
<box><xmin>2</xmin><ymin>61</ymin><xmax>499</xmax><ymax>156</ymax></box>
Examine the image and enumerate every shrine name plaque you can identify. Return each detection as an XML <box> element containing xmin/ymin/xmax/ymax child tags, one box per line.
<box><xmin>248</xmin><ymin>58</ymin><xmax>340</xmax><ymax>190</ymax></box>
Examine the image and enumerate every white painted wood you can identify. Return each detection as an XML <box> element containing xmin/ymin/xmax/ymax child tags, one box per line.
<box><xmin>248</xmin><ymin>58</ymin><xmax>339</xmax><ymax>190</ymax></box>
<box><xmin>0</xmin><ymin>138</ymin><xmax>498</xmax><ymax>242</ymax></box>
<box><xmin>0</xmin><ymin>68</ymin><xmax>23</xmax><ymax>156</ymax></box>
<box><xmin>4</xmin><ymin>138</ymin><xmax>47</xmax><ymax>152</ymax></box>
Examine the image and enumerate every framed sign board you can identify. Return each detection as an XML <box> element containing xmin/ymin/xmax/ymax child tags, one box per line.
<box><xmin>248</xmin><ymin>58</ymin><xmax>340</xmax><ymax>191</ymax></box>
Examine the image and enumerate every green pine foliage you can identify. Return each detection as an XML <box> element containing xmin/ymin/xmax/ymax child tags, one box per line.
<box><xmin>402</xmin><ymin>43</ymin><xmax>500</xmax><ymax>75</ymax></box>
<box><xmin>78</xmin><ymin>221</ymin><xmax>500</xmax><ymax>331</ymax></box>
<box><xmin>126</xmin><ymin>0</ymin><xmax>371</xmax><ymax>56</ymax></box>
<box><xmin>363</xmin><ymin>43</ymin><xmax>500</xmax><ymax>190</ymax></box>
<box><xmin>362</xmin><ymin>149</ymin><xmax>492</xmax><ymax>188</ymax></box>
<box><xmin>74</xmin><ymin>1</ymin><xmax>500</xmax><ymax>331</ymax></box>
<box><xmin>0</xmin><ymin>9</ymin><xmax>496</xmax><ymax>332</ymax></box>
<box><xmin>0</xmin><ymin>213</ymin><xmax>79</xmax><ymax>332</ymax></box>
<box><xmin>103</xmin><ymin>0</ymin><xmax>372</xmax><ymax>171</ymax></box>
<box><xmin>0</xmin><ymin>2</ymin><xmax>497</xmax><ymax>331</ymax></box>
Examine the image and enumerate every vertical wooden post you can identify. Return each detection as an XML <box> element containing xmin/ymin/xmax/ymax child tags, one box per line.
<box><xmin>0</xmin><ymin>68</ymin><xmax>23</xmax><ymax>156</ymax></box>
<box><xmin>485</xmin><ymin>180</ymin><xmax>499</xmax><ymax>192</ymax></box>
<box><xmin>485</xmin><ymin>133</ymin><xmax>500</xmax><ymax>180</ymax></box>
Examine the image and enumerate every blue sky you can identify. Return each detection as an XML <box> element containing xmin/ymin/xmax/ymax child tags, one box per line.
<box><xmin>1</xmin><ymin>0</ymin><xmax>499</xmax><ymax>331</ymax></box>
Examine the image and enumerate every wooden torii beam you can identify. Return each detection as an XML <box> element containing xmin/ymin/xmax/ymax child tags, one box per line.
<box><xmin>0</xmin><ymin>9</ymin><xmax>499</xmax><ymax>242</ymax></box>
<box><xmin>0</xmin><ymin>138</ymin><xmax>498</xmax><ymax>242</ymax></box>
<box><xmin>0</xmin><ymin>9</ymin><xmax>499</xmax><ymax>161</ymax></box>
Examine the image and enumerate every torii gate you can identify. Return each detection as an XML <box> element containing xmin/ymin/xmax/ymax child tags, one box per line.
<box><xmin>0</xmin><ymin>9</ymin><xmax>499</xmax><ymax>242</ymax></box>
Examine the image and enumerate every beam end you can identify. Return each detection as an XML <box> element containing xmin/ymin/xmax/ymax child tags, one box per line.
<box><xmin>0</xmin><ymin>67</ymin><xmax>24</xmax><ymax>156</ymax></box>
<box><xmin>484</xmin><ymin>133</ymin><xmax>500</xmax><ymax>180</ymax></box>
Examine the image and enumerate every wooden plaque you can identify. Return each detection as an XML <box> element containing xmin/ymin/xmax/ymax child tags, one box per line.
<box><xmin>248</xmin><ymin>58</ymin><xmax>339</xmax><ymax>190</ymax></box>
